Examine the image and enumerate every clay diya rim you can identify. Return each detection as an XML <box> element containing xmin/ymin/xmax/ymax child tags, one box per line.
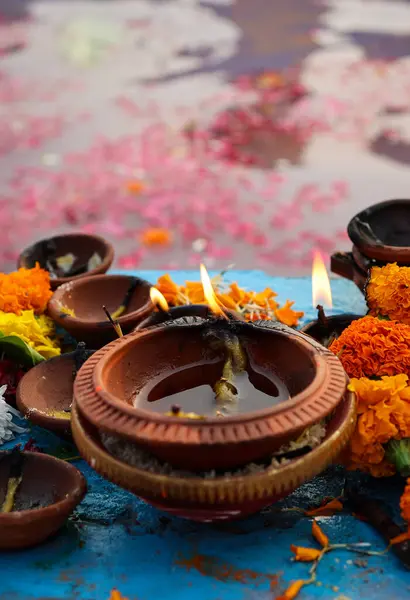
<box><xmin>48</xmin><ymin>274</ymin><xmax>154</xmax><ymax>329</ymax></box>
<box><xmin>18</xmin><ymin>232</ymin><xmax>114</xmax><ymax>286</ymax></box>
<box><xmin>74</xmin><ymin>320</ymin><xmax>348</xmax><ymax>448</ymax></box>
<box><xmin>348</xmin><ymin>199</ymin><xmax>410</xmax><ymax>261</ymax></box>
<box><xmin>71</xmin><ymin>391</ymin><xmax>355</xmax><ymax>494</ymax></box>
<box><xmin>0</xmin><ymin>451</ymin><xmax>87</xmax><ymax>524</ymax></box>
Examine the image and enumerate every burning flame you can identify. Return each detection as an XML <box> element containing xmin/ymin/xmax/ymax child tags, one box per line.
<box><xmin>150</xmin><ymin>287</ymin><xmax>169</xmax><ymax>312</ymax></box>
<box><xmin>200</xmin><ymin>264</ymin><xmax>228</xmax><ymax>319</ymax></box>
<box><xmin>312</xmin><ymin>251</ymin><xmax>332</xmax><ymax>309</ymax></box>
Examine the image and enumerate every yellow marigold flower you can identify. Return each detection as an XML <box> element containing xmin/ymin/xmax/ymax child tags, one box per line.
<box><xmin>0</xmin><ymin>310</ymin><xmax>60</xmax><ymax>359</ymax></box>
<box><xmin>290</xmin><ymin>545</ymin><xmax>322</xmax><ymax>562</ymax></box>
<box><xmin>367</xmin><ymin>263</ymin><xmax>410</xmax><ymax>324</ymax></box>
<box><xmin>330</xmin><ymin>316</ymin><xmax>410</xmax><ymax>378</ymax></box>
<box><xmin>0</xmin><ymin>263</ymin><xmax>52</xmax><ymax>315</ymax></box>
<box><xmin>109</xmin><ymin>590</ymin><xmax>129</xmax><ymax>600</ymax></box>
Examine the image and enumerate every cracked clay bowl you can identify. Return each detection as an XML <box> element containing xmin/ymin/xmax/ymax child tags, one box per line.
<box><xmin>74</xmin><ymin>318</ymin><xmax>349</xmax><ymax>472</ymax></box>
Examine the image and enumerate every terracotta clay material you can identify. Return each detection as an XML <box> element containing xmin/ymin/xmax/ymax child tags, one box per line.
<box><xmin>301</xmin><ymin>314</ymin><xmax>363</xmax><ymax>346</ymax></box>
<box><xmin>0</xmin><ymin>451</ymin><xmax>86</xmax><ymax>549</ymax></box>
<box><xmin>48</xmin><ymin>274</ymin><xmax>154</xmax><ymax>347</ymax></box>
<box><xmin>348</xmin><ymin>199</ymin><xmax>410</xmax><ymax>263</ymax></box>
<box><xmin>71</xmin><ymin>392</ymin><xmax>356</xmax><ymax>522</ymax></box>
<box><xmin>16</xmin><ymin>350</ymin><xmax>95</xmax><ymax>437</ymax></box>
<box><xmin>18</xmin><ymin>233</ymin><xmax>114</xmax><ymax>290</ymax></box>
<box><xmin>74</xmin><ymin>318</ymin><xmax>348</xmax><ymax>472</ymax></box>
<box><xmin>330</xmin><ymin>251</ymin><xmax>367</xmax><ymax>293</ymax></box>
<box><xmin>135</xmin><ymin>304</ymin><xmax>245</xmax><ymax>331</ymax></box>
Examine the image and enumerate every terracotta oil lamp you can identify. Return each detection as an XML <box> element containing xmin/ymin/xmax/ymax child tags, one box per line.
<box><xmin>18</xmin><ymin>233</ymin><xmax>114</xmax><ymax>290</ymax></box>
<box><xmin>48</xmin><ymin>274</ymin><xmax>154</xmax><ymax>347</ymax></box>
<box><xmin>331</xmin><ymin>199</ymin><xmax>410</xmax><ymax>292</ymax></box>
<box><xmin>16</xmin><ymin>344</ymin><xmax>95</xmax><ymax>437</ymax></box>
<box><xmin>0</xmin><ymin>449</ymin><xmax>86</xmax><ymax>549</ymax></box>
<box><xmin>72</xmin><ymin>266</ymin><xmax>355</xmax><ymax>521</ymax></box>
<box><xmin>301</xmin><ymin>252</ymin><xmax>363</xmax><ymax>346</ymax></box>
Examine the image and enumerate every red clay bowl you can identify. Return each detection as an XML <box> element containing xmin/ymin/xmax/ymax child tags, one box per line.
<box><xmin>135</xmin><ymin>304</ymin><xmax>245</xmax><ymax>331</ymax></box>
<box><xmin>0</xmin><ymin>451</ymin><xmax>86</xmax><ymax>549</ymax></box>
<box><xmin>18</xmin><ymin>233</ymin><xmax>114</xmax><ymax>290</ymax></box>
<box><xmin>16</xmin><ymin>349</ymin><xmax>95</xmax><ymax>437</ymax></box>
<box><xmin>347</xmin><ymin>199</ymin><xmax>410</xmax><ymax>263</ymax></box>
<box><xmin>71</xmin><ymin>392</ymin><xmax>355</xmax><ymax>522</ymax></box>
<box><xmin>48</xmin><ymin>274</ymin><xmax>154</xmax><ymax>347</ymax></box>
<box><xmin>74</xmin><ymin>318</ymin><xmax>348</xmax><ymax>472</ymax></box>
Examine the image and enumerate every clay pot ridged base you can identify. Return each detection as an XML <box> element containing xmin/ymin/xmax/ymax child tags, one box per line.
<box><xmin>74</xmin><ymin>320</ymin><xmax>348</xmax><ymax>472</ymax></box>
<box><xmin>48</xmin><ymin>274</ymin><xmax>154</xmax><ymax>347</ymax></box>
<box><xmin>71</xmin><ymin>392</ymin><xmax>356</xmax><ymax>522</ymax></box>
<box><xmin>0</xmin><ymin>452</ymin><xmax>86</xmax><ymax>549</ymax></box>
<box><xmin>18</xmin><ymin>233</ymin><xmax>114</xmax><ymax>290</ymax></box>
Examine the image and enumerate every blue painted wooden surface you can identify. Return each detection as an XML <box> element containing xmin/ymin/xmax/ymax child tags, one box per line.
<box><xmin>1</xmin><ymin>271</ymin><xmax>408</xmax><ymax>600</ymax></box>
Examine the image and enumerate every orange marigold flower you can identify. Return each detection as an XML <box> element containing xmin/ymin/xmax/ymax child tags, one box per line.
<box><xmin>276</xmin><ymin>579</ymin><xmax>307</xmax><ymax>600</ymax></box>
<box><xmin>312</xmin><ymin>520</ymin><xmax>329</xmax><ymax>547</ymax></box>
<box><xmin>274</xmin><ymin>300</ymin><xmax>304</xmax><ymax>327</ymax></box>
<box><xmin>0</xmin><ymin>263</ymin><xmax>52</xmax><ymax>315</ymax></box>
<box><xmin>290</xmin><ymin>545</ymin><xmax>322</xmax><ymax>562</ymax></box>
<box><xmin>141</xmin><ymin>228</ymin><xmax>172</xmax><ymax>246</ymax></box>
<box><xmin>400</xmin><ymin>478</ymin><xmax>410</xmax><ymax>524</ymax></box>
<box><xmin>329</xmin><ymin>316</ymin><xmax>410</xmax><ymax>378</ymax></box>
<box><xmin>346</xmin><ymin>375</ymin><xmax>410</xmax><ymax>476</ymax></box>
<box><xmin>367</xmin><ymin>263</ymin><xmax>410</xmax><ymax>324</ymax></box>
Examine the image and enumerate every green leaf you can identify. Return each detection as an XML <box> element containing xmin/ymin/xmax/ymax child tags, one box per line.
<box><xmin>0</xmin><ymin>332</ymin><xmax>45</xmax><ymax>367</ymax></box>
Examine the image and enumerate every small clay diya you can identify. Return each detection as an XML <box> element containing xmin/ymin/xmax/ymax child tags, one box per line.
<box><xmin>18</xmin><ymin>233</ymin><xmax>114</xmax><ymax>290</ymax></box>
<box><xmin>71</xmin><ymin>392</ymin><xmax>355</xmax><ymax>522</ymax></box>
<box><xmin>74</xmin><ymin>318</ymin><xmax>348</xmax><ymax>472</ymax></box>
<box><xmin>0</xmin><ymin>449</ymin><xmax>86</xmax><ymax>549</ymax></box>
<box><xmin>48</xmin><ymin>274</ymin><xmax>154</xmax><ymax>347</ymax></box>
<box><xmin>16</xmin><ymin>344</ymin><xmax>95</xmax><ymax>437</ymax></box>
<box><xmin>135</xmin><ymin>304</ymin><xmax>245</xmax><ymax>331</ymax></box>
<box><xmin>348</xmin><ymin>199</ymin><xmax>410</xmax><ymax>263</ymax></box>
<box><xmin>301</xmin><ymin>306</ymin><xmax>362</xmax><ymax>347</ymax></box>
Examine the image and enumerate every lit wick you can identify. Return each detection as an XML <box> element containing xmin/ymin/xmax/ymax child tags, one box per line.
<box><xmin>149</xmin><ymin>287</ymin><xmax>171</xmax><ymax>317</ymax></box>
<box><xmin>200</xmin><ymin>263</ymin><xmax>229</xmax><ymax>320</ymax></box>
<box><xmin>102</xmin><ymin>305</ymin><xmax>123</xmax><ymax>338</ymax></box>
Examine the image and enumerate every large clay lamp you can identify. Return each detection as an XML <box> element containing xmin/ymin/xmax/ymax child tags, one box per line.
<box><xmin>72</xmin><ymin>265</ymin><xmax>355</xmax><ymax>521</ymax></box>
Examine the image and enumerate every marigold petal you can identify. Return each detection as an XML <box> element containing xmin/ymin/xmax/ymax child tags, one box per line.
<box><xmin>276</xmin><ymin>579</ymin><xmax>307</xmax><ymax>600</ymax></box>
<box><xmin>312</xmin><ymin>520</ymin><xmax>329</xmax><ymax>547</ymax></box>
<box><xmin>305</xmin><ymin>498</ymin><xmax>343</xmax><ymax>516</ymax></box>
<box><xmin>290</xmin><ymin>545</ymin><xmax>322</xmax><ymax>561</ymax></box>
